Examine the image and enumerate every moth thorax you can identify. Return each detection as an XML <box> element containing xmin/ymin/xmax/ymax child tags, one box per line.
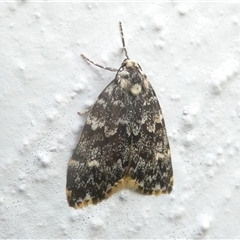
<box><xmin>118</xmin><ymin>59</ymin><xmax>149</xmax><ymax>96</ymax></box>
<box><xmin>130</xmin><ymin>83</ymin><xmax>142</xmax><ymax>96</ymax></box>
<box><xmin>120</xmin><ymin>80</ymin><xmax>150</xmax><ymax>96</ymax></box>
<box><xmin>119</xmin><ymin>73</ymin><xmax>149</xmax><ymax>96</ymax></box>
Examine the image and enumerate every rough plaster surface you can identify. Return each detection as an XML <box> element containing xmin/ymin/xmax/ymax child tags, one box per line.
<box><xmin>1</xmin><ymin>2</ymin><xmax>240</xmax><ymax>239</ymax></box>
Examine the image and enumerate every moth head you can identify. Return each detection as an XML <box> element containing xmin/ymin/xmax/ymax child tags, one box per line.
<box><xmin>118</xmin><ymin>59</ymin><xmax>149</xmax><ymax>96</ymax></box>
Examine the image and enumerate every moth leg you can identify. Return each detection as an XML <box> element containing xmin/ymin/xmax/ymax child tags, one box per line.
<box><xmin>77</xmin><ymin>109</ymin><xmax>90</xmax><ymax>116</ymax></box>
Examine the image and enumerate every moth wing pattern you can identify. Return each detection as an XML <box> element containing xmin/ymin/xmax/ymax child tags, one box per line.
<box><xmin>66</xmin><ymin>79</ymin><xmax>132</xmax><ymax>209</ymax></box>
<box><xmin>66</xmin><ymin>59</ymin><xmax>173</xmax><ymax>209</ymax></box>
<box><xmin>127</xmin><ymin>81</ymin><xmax>173</xmax><ymax>195</ymax></box>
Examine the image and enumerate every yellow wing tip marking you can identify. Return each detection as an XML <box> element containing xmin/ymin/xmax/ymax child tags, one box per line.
<box><xmin>67</xmin><ymin>175</ymin><xmax>174</xmax><ymax>209</ymax></box>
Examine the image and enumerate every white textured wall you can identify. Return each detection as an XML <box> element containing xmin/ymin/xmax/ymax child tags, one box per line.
<box><xmin>1</xmin><ymin>2</ymin><xmax>240</xmax><ymax>239</ymax></box>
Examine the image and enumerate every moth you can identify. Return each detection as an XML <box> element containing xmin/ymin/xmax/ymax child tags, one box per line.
<box><xmin>66</xmin><ymin>22</ymin><xmax>173</xmax><ymax>209</ymax></box>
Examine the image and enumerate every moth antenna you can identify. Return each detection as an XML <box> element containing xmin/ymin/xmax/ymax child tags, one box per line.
<box><xmin>81</xmin><ymin>54</ymin><xmax>118</xmax><ymax>72</ymax></box>
<box><xmin>119</xmin><ymin>22</ymin><xmax>130</xmax><ymax>59</ymax></box>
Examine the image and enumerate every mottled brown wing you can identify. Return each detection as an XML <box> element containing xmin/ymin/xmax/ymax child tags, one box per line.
<box><xmin>66</xmin><ymin>60</ymin><xmax>173</xmax><ymax>209</ymax></box>
<box><xmin>127</xmin><ymin>82</ymin><xmax>173</xmax><ymax>195</ymax></box>
<box><xmin>66</xmin><ymin>80</ymin><xmax>131</xmax><ymax>209</ymax></box>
